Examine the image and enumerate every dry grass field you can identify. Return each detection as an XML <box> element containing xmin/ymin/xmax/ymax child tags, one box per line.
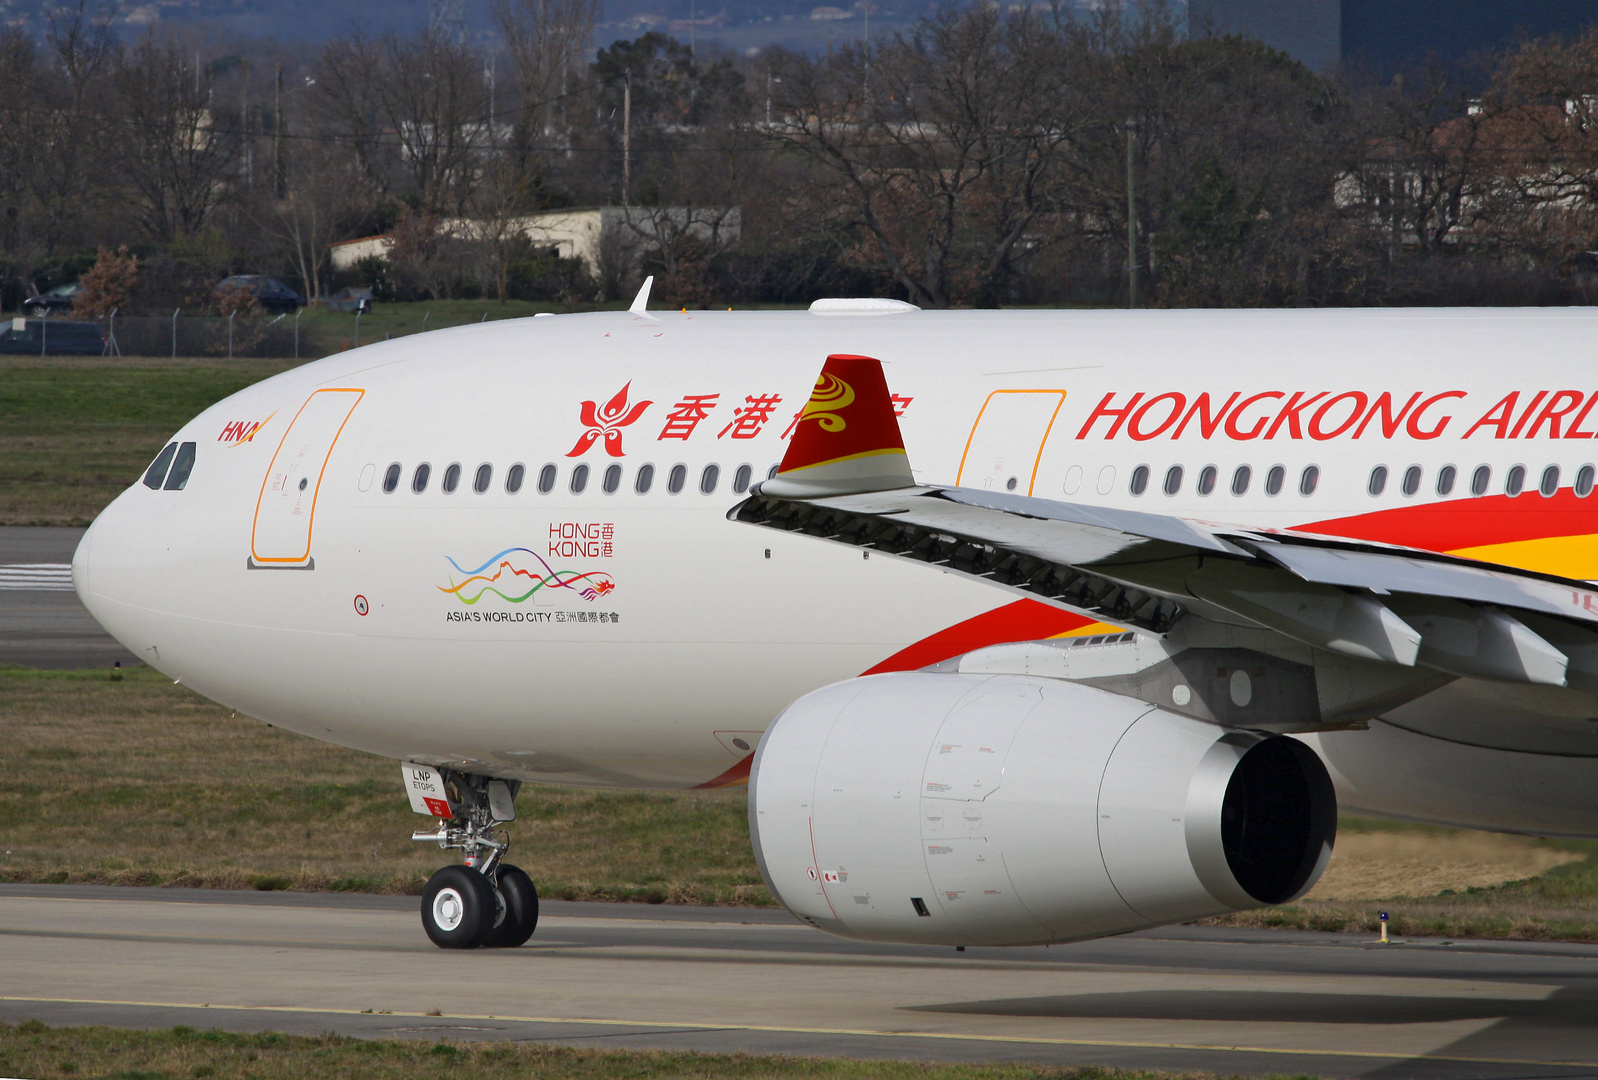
<box><xmin>0</xmin><ymin>1023</ymin><xmax>1233</xmax><ymax>1080</ymax></box>
<box><xmin>0</xmin><ymin>664</ymin><xmax>766</xmax><ymax>904</ymax></box>
<box><xmin>0</xmin><ymin>356</ymin><xmax>298</xmax><ymax>525</ymax></box>
<box><xmin>5</xmin><ymin>662</ymin><xmax>1598</xmax><ymax>940</ymax></box>
<box><xmin>5</xmin><ymin>641</ymin><xmax>1598</xmax><ymax>941</ymax></box>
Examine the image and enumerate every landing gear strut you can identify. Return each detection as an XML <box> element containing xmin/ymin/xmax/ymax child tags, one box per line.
<box><xmin>403</xmin><ymin>761</ymin><xmax>539</xmax><ymax>949</ymax></box>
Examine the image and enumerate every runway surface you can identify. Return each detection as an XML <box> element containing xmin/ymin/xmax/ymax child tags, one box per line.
<box><xmin>2</xmin><ymin>885</ymin><xmax>1597</xmax><ymax>1079</ymax></box>
<box><xmin>0</xmin><ymin>526</ymin><xmax>136</xmax><ymax>669</ymax></box>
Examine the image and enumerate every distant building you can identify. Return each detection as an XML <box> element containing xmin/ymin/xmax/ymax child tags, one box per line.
<box><xmin>1190</xmin><ymin>0</ymin><xmax>1598</xmax><ymax>73</ymax></box>
<box><xmin>329</xmin><ymin>207</ymin><xmax>742</xmax><ymax>280</ymax></box>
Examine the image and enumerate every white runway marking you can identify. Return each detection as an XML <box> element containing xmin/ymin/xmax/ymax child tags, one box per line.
<box><xmin>0</xmin><ymin>563</ymin><xmax>73</xmax><ymax>591</ymax></box>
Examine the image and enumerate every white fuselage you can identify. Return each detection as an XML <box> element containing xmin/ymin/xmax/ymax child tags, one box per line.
<box><xmin>74</xmin><ymin>307</ymin><xmax>1598</xmax><ymax>832</ymax></box>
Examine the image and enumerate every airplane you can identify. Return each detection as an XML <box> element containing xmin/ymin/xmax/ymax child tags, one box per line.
<box><xmin>72</xmin><ymin>289</ymin><xmax>1598</xmax><ymax>950</ymax></box>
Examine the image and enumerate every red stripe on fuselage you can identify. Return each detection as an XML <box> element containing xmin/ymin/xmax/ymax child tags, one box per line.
<box><xmin>1302</xmin><ymin>490</ymin><xmax>1598</xmax><ymax>553</ymax></box>
<box><xmin>861</xmin><ymin>599</ymin><xmax>1095</xmax><ymax>676</ymax></box>
<box><xmin>692</xmin><ymin>753</ymin><xmax>754</xmax><ymax>789</ymax></box>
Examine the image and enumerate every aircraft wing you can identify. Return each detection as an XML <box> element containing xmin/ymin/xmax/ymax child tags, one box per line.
<box><xmin>732</xmin><ymin>354</ymin><xmax>1598</xmax><ymax>690</ymax></box>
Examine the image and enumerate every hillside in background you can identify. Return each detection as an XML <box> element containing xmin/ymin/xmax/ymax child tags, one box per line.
<box><xmin>0</xmin><ymin>0</ymin><xmax>1076</xmax><ymax>50</ymax></box>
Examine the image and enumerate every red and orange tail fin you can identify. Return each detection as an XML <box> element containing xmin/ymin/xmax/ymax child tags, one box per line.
<box><xmin>761</xmin><ymin>354</ymin><xmax>915</xmax><ymax>497</ymax></box>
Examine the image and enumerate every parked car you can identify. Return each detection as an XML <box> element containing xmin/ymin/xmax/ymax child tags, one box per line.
<box><xmin>22</xmin><ymin>283</ymin><xmax>80</xmax><ymax>314</ymax></box>
<box><xmin>0</xmin><ymin>316</ymin><xmax>104</xmax><ymax>355</ymax></box>
<box><xmin>326</xmin><ymin>286</ymin><xmax>374</xmax><ymax>314</ymax></box>
<box><xmin>214</xmin><ymin>275</ymin><xmax>305</xmax><ymax>313</ymax></box>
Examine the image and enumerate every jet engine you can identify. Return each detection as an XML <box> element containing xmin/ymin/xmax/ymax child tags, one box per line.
<box><xmin>749</xmin><ymin>672</ymin><xmax>1336</xmax><ymax>946</ymax></box>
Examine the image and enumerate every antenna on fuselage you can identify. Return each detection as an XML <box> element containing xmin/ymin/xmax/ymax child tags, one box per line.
<box><xmin>629</xmin><ymin>276</ymin><xmax>654</xmax><ymax>316</ymax></box>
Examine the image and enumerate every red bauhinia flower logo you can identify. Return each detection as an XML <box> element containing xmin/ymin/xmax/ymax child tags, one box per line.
<box><xmin>567</xmin><ymin>382</ymin><xmax>653</xmax><ymax>457</ymax></box>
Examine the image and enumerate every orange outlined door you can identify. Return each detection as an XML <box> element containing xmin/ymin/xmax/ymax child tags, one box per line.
<box><xmin>955</xmin><ymin>390</ymin><xmax>1067</xmax><ymax>495</ymax></box>
<box><xmin>250</xmin><ymin>388</ymin><xmax>364</xmax><ymax>568</ymax></box>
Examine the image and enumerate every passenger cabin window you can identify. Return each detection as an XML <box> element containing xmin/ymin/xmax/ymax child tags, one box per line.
<box><xmin>1368</xmin><ymin>465</ymin><xmax>1387</xmax><ymax>496</ymax></box>
<box><xmin>442</xmin><ymin>463</ymin><xmax>462</xmax><ymax>493</ymax></box>
<box><xmin>538</xmin><ymin>463</ymin><xmax>557</xmax><ymax>493</ymax></box>
<box><xmin>164</xmin><ymin>442</ymin><xmax>197</xmax><ymax>490</ymax></box>
<box><xmin>383</xmin><ymin>462</ymin><xmax>401</xmax><ymax>493</ymax></box>
<box><xmin>570</xmin><ymin>463</ymin><xmax>589</xmax><ymax>493</ymax></box>
<box><xmin>1231</xmin><ymin>465</ymin><xmax>1251</xmax><ymax>496</ymax></box>
<box><xmin>1472</xmin><ymin>465</ymin><xmax>1491</xmax><ymax>496</ymax></box>
<box><xmin>603</xmin><ymin>463</ymin><xmax>621</xmax><ymax>494</ymax></box>
<box><xmin>474</xmin><ymin>463</ymin><xmax>492</xmax><ymax>493</ymax></box>
<box><xmin>1196</xmin><ymin>465</ymin><xmax>1217</xmax><ymax>496</ymax></box>
<box><xmin>1541</xmin><ymin>465</ymin><xmax>1560</xmax><ymax>497</ymax></box>
<box><xmin>668</xmin><ymin>464</ymin><xmax>687</xmax><ymax>494</ymax></box>
<box><xmin>1506</xmin><ymin>464</ymin><xmax>1526</xmax><ymax>497</ymax></box>
<box><xmin>1265</xmin><ymin>465</ymin><xmax>1286</xmax><ymax>496</ymax></box>
<box><xmin>1129</xmin><ymin>465</ymin><xmax>1150</xmax><ymax>496</ymax></box>
<box><xmin>1163</xmin><ymin>465</ymin><xmax>1183</xmax><ymax>496</ymax></box>
<box><xmin>1578</xmin><ymin>465</ymin><xmax>1595</xmax><ymax>497</ymax></box>
<box><xmin>1299</xmin><ymin>465</ymin><xmax>1319</xmax><ymax>496</ymax></box>
<box><xmin>733</xmin><ymin>464</ymin><xmax>753</xmax><ymax>493</ymax></box>
<box><xmin>412</xmin><ymin>463</ymin><xmax>431</xmax><ymax>493</ymax></box>
<box><xmin>143</xmin><ymin>442</ymin><xmax>178</xmax><ymax>489</ymax></box>
<box><xmin>1436</xmin><ymin>465</ymin><xmax>1456</xmax><ymax>496</ymax></box>
<box><xmin>505</xmin><ymin>463</ymin><xmax>525</xmax><ymax>493</ymax></box>
<box><xmin>1401</xmin><ymin>465</ymin><xmax>1421</xmax><ymax>497</ymax></box>
<box><xmin>635</xmin><ymin>463</ymin><xmax>655</xmax><ymax>493</ymax></box>
<box><xmin>701</xmin><ymin>464</ymin><xmax>720</xmax><ymax>494</ymax></box>
<box><xmin>768</xmin><ymin>464</ymin><xmax>780</xmax><ymax>480</ymax></box>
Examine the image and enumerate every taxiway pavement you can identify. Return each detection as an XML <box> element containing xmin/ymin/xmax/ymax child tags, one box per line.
<box><xmin>0</xmin><ymin>526</ymin><xmax>135</xmax><ymax>669</ymax></box>
<box><xmin>2</xmin><ymin>884</ymin><xmax>1597</xmax><ymax>1079</ymax></box>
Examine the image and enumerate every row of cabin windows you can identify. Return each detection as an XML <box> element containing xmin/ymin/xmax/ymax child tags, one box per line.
<box><xmin>1128</xmin><ymin>461</ymin><xmax>1598</xmax><ymax>500</ymax></box>
<box><xmin>381</xmin><ymin>460</ymin><xmax>780</xmax><ymax>497</ymax></box>
<box><xmin>1129</xmin><ymin>463</ymin><xmax>1319</xmax><ymax>498</ymax></box>
<box><xmin>1367</xmin><ymin>462</ymin><xmax>1596</xmax><ymax>499</ymax></box>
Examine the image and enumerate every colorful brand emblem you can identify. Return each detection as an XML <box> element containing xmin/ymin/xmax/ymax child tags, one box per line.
<box><xmin>218</xmin><ymin>412</ymin><xmax>275</xmax><ymax>445</ymax></box>
<box><xmin>567</xmin><ymin>383</ymin><xmax>652</xmax><ymax>458</ymax></box>
<box><xmin>440</xmin><ymin>547</ymin><xmax>615</xmax><ymax>605</ymax></box>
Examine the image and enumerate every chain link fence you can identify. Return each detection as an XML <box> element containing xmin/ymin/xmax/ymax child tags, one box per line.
<box><xmin>1</xmin><ymin>308</ymin><xmax>517</xmax><ymax>358</ymax></box>
<box><xmin>2</xmin><ymin>311</ymin><xmax>315</xmax><ymax>358</ymax></box>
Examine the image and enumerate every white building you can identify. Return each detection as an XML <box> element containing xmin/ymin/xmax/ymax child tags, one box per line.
<box><xmin>328</xmin><ymin>206</ymin><xmax>742</xmax><ymax>280</ymax></box>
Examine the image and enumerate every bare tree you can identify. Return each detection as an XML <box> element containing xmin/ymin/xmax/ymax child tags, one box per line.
<box><xmin>113</xmin><ymin>34</ymin><xmax>237</xmax><ymax>241</ymax></box>
<box><xmin>309</xmin><ymin>29</ymin><xmax>490</xmax><ymax>214</ymax></box>
<box><xmin>27</xmin><ymin>3</ymin><xmax>119</xmax><ymax>258</ymax></box>
<box><xmin>767</xmin><ymin>5</ymin><xmax>1083</xmax><ymax>307</ymax></box>
<box><xmin>493</xmin><ymin>0</ymin><xmax>598</xmax><ymax>165</ymax></box>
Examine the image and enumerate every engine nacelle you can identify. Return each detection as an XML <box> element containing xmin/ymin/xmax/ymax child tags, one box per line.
<box><xmin>749</xmin><ymin>672</ymin><xmax>1335</xmax><ymax>946</ymax></box>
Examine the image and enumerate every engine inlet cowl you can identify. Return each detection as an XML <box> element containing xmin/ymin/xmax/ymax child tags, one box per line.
<box><xmin>749</xmin><ymin>671</ymin><xmax>1336</xmax><ymax>947</ymax></box>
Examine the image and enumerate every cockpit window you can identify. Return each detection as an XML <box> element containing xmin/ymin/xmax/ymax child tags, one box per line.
<box><xmin>143</xmin><ymin>443</ymin><xmax>178</xmax><ymax>489</ymax></box>
<box><xmin>163</xmin><ymin>442</ymin><xmax>197</xmax><ymax>490</ymax></box>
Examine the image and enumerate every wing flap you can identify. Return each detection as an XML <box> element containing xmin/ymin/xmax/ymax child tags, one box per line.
<box><xmin>739</xmin><ymin>353</ymin><xmax>1598</xmax><ymax>688</ymax></box>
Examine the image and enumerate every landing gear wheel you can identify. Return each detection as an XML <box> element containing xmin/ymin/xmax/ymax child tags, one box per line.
<box><xmin>484</xmin><ymin>865</ymin><xmax>539</xmax><ymax>948</ymax></box>
<box><xmin>421</xmin><ymin>865</ymin><xmax>495</xmax><ymax>949</ymax></box>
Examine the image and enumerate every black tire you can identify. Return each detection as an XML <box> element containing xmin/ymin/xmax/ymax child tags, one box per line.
<box><xmin>421</xmin><ymin>865</ymin><xmax>495</xmax><ymax>949</ymax></box>
<box><xmin>484</xmin><ymin>865</ymin><xmax>539</xmax><ymax>948</ymax></box>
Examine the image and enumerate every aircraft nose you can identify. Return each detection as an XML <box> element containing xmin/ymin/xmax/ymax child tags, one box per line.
<box><xmin>72</xmin><ymin>516</ymin><xmax>95</xmax><ymax>603</ymax></box>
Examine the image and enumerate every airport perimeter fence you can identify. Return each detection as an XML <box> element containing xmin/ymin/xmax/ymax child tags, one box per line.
<box><xmin>0</xmin><ymin>308</ymin><xmax>495</xmax><ymax>359</ymax></box>
<box><xmin>0</xmin><ymin>310</ymin><xmax>378</xmax><ymax>359</ymax></box>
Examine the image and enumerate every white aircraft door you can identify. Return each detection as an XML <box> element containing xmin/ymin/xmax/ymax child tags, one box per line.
<box><xmin>955</xmin><ymin>390</ymin><xmax>1067</xmax><ymax>495</ymax></box>
<box><xmin>250</xmin><ymin>387</ymin><xmax>364</xmax><ymax>568</ymax></box>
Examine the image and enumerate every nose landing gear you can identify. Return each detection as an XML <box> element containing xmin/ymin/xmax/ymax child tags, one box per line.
<box><xmin>404</xmin><ymin>761</ymin><xmax>539</xmax><ymax>949</ymax></box>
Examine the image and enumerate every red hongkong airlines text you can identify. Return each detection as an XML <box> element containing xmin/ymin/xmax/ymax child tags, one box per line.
<box><xmin>1075</xmin><ymin>390</ymin><xmax>1598</xmax><ymax>442</ymax></box>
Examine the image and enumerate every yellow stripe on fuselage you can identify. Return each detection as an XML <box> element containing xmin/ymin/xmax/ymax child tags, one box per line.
<box><xmin>1450</xmin><ymin>534</ymin><xmax>1598</xmax><ymax>582</ymax></box>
